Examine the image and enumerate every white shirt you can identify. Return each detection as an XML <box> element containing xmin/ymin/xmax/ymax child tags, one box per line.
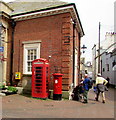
<box><xmin>96</xmin><ymin>76</ymin><xmax>108</xmax><ymax>85</ymax></box>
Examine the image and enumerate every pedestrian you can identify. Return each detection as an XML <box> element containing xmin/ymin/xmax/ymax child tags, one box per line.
<box><xmin>82</xmin><ymin>74</ymin><xmax>90</xmax><ymax>103</ymax></box>
<box><xmin>95</xmin><ymin>73</ymin><xmax>108</xmax><ymax>103</ymax></box>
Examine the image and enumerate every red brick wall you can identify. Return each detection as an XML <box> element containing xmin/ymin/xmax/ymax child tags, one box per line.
<box><xmin>9</xmin><ymin>12</ymin><xmax>80</xmax><ymax>90</ymax></box>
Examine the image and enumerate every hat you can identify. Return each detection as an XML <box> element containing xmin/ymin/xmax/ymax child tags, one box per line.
<box><xmin>97</xmin><ymin>73</ymin><xmax>101</xmax><ymax>76</ymax></box>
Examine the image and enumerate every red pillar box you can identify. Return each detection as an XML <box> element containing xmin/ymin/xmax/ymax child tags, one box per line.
<box><xmin>53</xmin><ymin>73</ymin><xmax>63</xmax><ymax>100</ymax></box>
<box><xmin>32</xmin><ymin>58</ymin><xmax>49</xmax><ymax>99</ymax></box>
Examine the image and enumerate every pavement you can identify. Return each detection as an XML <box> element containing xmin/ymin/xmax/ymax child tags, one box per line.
<box><xmin>1</xmin><ymin>87</ymin><xmax>116</xmax><ymax>119</ymax></box>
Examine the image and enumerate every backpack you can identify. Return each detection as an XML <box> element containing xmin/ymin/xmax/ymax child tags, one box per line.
<box><xmin>88</xmin><ymin>80</ymin><xmax>93</xmax><ymax>89</ymax></box>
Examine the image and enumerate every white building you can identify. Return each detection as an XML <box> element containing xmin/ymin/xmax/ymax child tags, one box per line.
<box><xmin>101</xmin><ymin>49</ymin><xmax>116</xmax><ymax>85</ymax></box>
<box><xmin>80</xmin><ymin>57</ymin><xmax>92</xmax><ymax>79</ymax></box>
<box><xmin>92</xmin><ymin>32</ymin><xmax>116</xmax><ymax>85</ymax></box>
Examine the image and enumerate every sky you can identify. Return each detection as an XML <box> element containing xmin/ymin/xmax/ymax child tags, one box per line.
<box><xmin>63</xmin><ymin>0</ymin><xmax>115</xmax><ymax>62</ymax></box>
<box><xmin>2</xmin><ymin>0</ymin><xmax>115</xmax><ymax>62</ymax></box>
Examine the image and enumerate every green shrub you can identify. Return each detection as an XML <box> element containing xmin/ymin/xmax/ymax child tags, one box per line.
<box><xmin>7</xmin><ymin>86</ymin><xmax>18</xmax><ymax>93</ymax></box>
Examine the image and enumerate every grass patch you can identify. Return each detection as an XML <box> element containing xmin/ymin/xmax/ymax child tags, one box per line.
<box><xmin>20</xmin><ymin>93</ymin><xmax>53</xmax><ymax>101</ymax></box>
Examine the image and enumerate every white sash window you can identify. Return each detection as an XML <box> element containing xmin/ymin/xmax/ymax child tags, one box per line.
<box><xmin>27</xmin><ymin>49</ymin><xmax>37</xmax><ymax>72</ymax></box>
<box><xmin>23</xmin><ymin>41</ymin><xmax>41</xmax><ymax>74</ymax></box>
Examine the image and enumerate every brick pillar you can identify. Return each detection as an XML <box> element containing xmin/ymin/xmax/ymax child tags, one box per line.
<box><xmin>61</xmin><ymin>15</ymin><xmax>72</xmax><ymax>91</ymax></box>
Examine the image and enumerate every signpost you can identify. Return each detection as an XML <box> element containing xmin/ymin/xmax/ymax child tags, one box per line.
<box><xmin>0</xmin><ymin>47</ymin><xmax>4</xmax><ymax>52</ymax></box>
<box><xmin>0</xmin><ymin>47</ymin><xmax>4</xmax><ymax>61</ymax></box>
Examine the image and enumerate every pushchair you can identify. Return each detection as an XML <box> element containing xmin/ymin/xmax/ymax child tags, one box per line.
<box><xmin>72</xmin><ymin>84</ymin><xmax>84</xmax><ymax>101</ymax></box>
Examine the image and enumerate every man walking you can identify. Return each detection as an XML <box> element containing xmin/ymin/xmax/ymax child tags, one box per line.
<box><xmin>95</xmin><ymin>73</ymin><xmax>108</xmax><ymax>103</ymax></box>
<box><xmin>83</xmin><ymin>74</ymin><xmax>90</xmax><ymax>103</ymax></box>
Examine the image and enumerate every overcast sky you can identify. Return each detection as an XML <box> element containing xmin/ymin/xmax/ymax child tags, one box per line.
<box><xmin>3</xmin><ymin>0</ymin><xmax>115</xmax><ymax>62</ymax></box>
<box><xmin>63</xmin><ymin>0</ymin><xmax>115</xmax><ymax>62</ymax></box>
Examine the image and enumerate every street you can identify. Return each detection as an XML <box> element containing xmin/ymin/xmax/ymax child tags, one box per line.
<box><xmin>1</xmin><ymin>87</ymin><xmax>115</xmax><ymax>119</ymax></box>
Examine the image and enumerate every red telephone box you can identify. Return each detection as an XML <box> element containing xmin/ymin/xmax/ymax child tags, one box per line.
<box><xmin>53</xmin><ymin>73</ymin><xmax>63</xmax><ymax>100</ymax></box>
<box><xmin>32</xmin><ymin>58</ymin><xmax>49</xmax><ymax>99</ymax></box>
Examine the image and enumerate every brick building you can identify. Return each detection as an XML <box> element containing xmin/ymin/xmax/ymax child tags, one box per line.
<box><xmin>1</xmin><ymin>0</ymin><xmax>84</xmax><ymax>93</ymax></box>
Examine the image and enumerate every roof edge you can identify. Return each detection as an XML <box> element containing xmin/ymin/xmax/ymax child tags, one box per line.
<box><xmin>10</xmin><ymin>2</ymin><xmax>84</xmax><ymax>36</ymax></box>
<box><xmin>11</xmin><ymin>3</ymin><xmax>75</xmax><ymax>17</ymax></box>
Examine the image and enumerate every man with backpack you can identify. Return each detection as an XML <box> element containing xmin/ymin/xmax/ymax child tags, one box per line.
<box><xmin>82</xmin><ymin>74</ymin><xmax>91</xmax><ymax>103</ymax></box>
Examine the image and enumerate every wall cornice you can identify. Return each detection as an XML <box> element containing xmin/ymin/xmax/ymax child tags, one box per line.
<box><xmin>11</xmin><ymin>5</ymin><xmax>84</xmax><ymax>36</ymax></box>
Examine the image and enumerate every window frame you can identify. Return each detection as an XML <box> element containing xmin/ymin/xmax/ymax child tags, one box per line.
<box><xmin>106</xmin><ymin>64</ymin><xmax>109</xmax><ymax>71</ymax></box>
<box><xmin>23</xmin><ymin>41</ymin><xmax>41</xmax><ymax>75</ymax></box>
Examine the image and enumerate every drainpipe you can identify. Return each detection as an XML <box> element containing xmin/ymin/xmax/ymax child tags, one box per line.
<box><xmin>72</xmin><ymin>20</ymin><xmax>76</xmax><ymax>85</ymax></box>
<box><xmin>78</xmin><ymin>32</ymin><xmax>81</xmax><ymax>83</ymax></box>
<box><xmin>9</xmin><ymin>19</ymin><xmax>16</xmax><ymax>86</ymax></box>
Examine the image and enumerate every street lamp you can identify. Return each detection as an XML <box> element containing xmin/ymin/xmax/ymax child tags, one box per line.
<box><xmin>81</xmin><ymin>44</ymin><xmax>87</xmax><ymax>53</ymax></box>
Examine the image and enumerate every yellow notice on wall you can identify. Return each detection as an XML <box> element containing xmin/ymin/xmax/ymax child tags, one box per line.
<box><xmin>15</xmin><ymin>72</ymin><xmax>21</xmax><ymax>79</ymax></box>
